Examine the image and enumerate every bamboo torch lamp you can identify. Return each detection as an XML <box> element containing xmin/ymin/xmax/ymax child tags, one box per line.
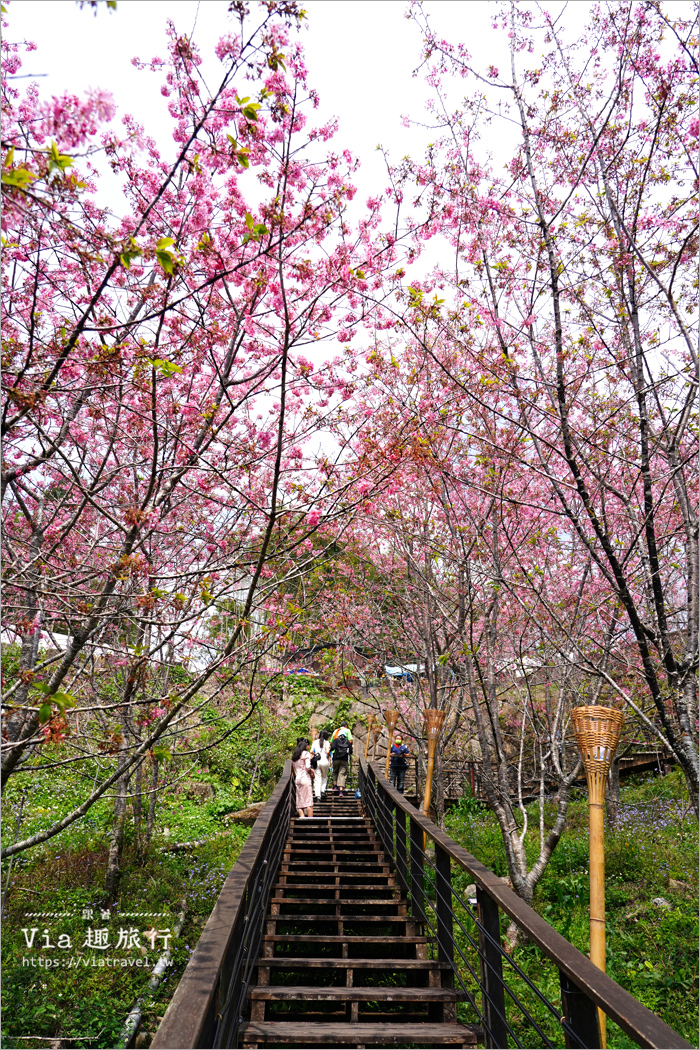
<box><xmin>384</xmin><ymin>709</ymin><xmax>400</xmax><ymax>778</ymax></box>
<box><xmin>371</xmin><ymin>721</ymin><xmax>383</xmax><ymax>761</ymax></box>
<box><xmin>571</xmin><ymin>704</ymin><xmax>624</xmax><ymax>1050</ymax></box>
<box><xmin>422</xmin><ymin>708</ymin><xmax>446</xmax><ymax>817</ymax></box>
<box><xmin>364</xmin><ymin>715</ymin><xmax>375</xmax><ymax>761</ymax></box>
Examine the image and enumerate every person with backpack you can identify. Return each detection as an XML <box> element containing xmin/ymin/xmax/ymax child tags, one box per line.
<box><xmin>389</xmin><ymin>735</ymin><xmax>410</xmax><ymax>794</ymax></box>
<box><xmin>330</xmin><ymin>723</ymin><xmax>353</xmax><ymax>794</ymax></box>
<box><xmin>311</xmin><ymin>729</ymin><xmax>331</xmax><ymax>799</ymax></box>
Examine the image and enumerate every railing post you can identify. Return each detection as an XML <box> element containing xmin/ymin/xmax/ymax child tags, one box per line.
<box><xmin>369</xmin><ymin>765</ymin><xmax>377</xmax><ymax>827</ymax></box>
<box><xmin>477</xmin><ymin>886</ymin><xmax>508</xmax><ymax>1049</ymax></box>
<box><xmin>435</xmin><ymin>844</ymin><xmax>454</xmax><ymax>972</ymax></box>
<box><xmin>560</xmin><ymin>970</ymin><xmax>601</xmax><ymax>1050</ymax></box>
<box><xmin>383</xmin><ymin>791</ymin><xmax>395</xmax><ymax>862</ymax></box>
<box><xmin>395</xmin><ymin>806</ymin><xmax>408</xmax><ymax>894</ymax></box>
<box><xmin>409</xmin><ymin>816</ymin><xmax>426</xmax><ymax>925</ymax></box>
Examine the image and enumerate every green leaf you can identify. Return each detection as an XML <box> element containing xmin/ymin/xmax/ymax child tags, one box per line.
<box><xmin>153</xmin><ymin>745</ymin><xmax>172</xmax><ymax>763</ymax></box>
<box><xmin>156</xmin><ymin>236</ymin><xmax>175</xmax><ymax>250</ymax></box>
<box><xmin>120</xmin><ymin>238</ymin><xmax>142</xmax><ymax>269</ymax></box>
<box><xmin>1</xmin><ymin>167</ymin><xmax>36</xmax><ymax>188</ymax></box>
<box><xmin>38</xmin><ymin>703</ymin><xmax>53</xmax><ymax>724</ymax></box>
<box><xmin>31</xmin><ymin>682</ymin><xmax>52</xmax><ymax>694</ymax></box>
<box><xmin>156</xmin><ymin>250</ymin><xmax>174</xmax><ymax>274</ymax></box>
<box><xmin>47</xmin><ymin>141</ymin><xmax>73</xmax><ymax>173</ymax></box>
<box><xmin>52</xmin><ymin>691</ymin><xmax>75</xmax><ymax>714</ymax></box>
<box><xmin>146</xmin><ymin>358</ymin><xmax>182</xmax><ymax>377</ymax></box>
<box><xmin>245</xmin><ymin>212</ymin><xmax>255</xmax><ymax>230</ymax></box>
<box><xmin>238</xmin><ymin>152</ymin><xmax>250</xmax><ymax>169</ymax></box>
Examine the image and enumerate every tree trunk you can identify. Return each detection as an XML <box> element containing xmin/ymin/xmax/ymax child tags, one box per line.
<box><xmin>133</xmin><ymin>758</ymin><xmax>143</xmax><ymax>859</ymax></box>
<box><xmin>606</xmin><ymin>755</ymin><xmax>620</xmax><ymax>824</ymax></box>
<box><xmin>105</xmin><ymin>771</ymin><xmax>129</xmax><ymax>901</ymax></box>
<box><xmin>145</xmin><ymin>758</ymin><xmax>159</xmax><ymax>848</ymax></box>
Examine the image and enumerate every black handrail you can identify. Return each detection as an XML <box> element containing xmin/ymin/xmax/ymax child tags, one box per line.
<box><xmin>151</xmin><ymin>760</ymin><xmax>294</xmax><ymax>1050</ymax></box>
<box><xmin>360</xmin><ymin>756</ymin><xmax>691</xmax><ymax>1050</ymax></box>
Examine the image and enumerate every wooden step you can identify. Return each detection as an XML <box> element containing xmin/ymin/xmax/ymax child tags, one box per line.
<box><xmin>282</xmin><ymin>860</ymin><xmax>388</xmax><ymax>868</ymax></box>
<box><xmin>262</xmin><ymin>940</ymin><xmax>428</xmax><ymax>949</ymax></box>
<box><xmin>281</xmin><ymin>871</ymin><xmax>392</xmax><ymax>879</ymax></box>
<box><xmin>268</xmin><ymin>914</ymin><xmax>417</xmax><ymax>923</ymax></box>
<box><xmin>272</xmin><ymin>899</ymin><xmax>405</xmax><ymax>909</ymax></box>
<box><xmin>250</xmin><ymin>985</ymin><xmax>464</xmax><ymax>1002</ymax></box>
<box><xmin>288</xmin><ymin>845</ymin><xmax>380</xmax><ymax>853</ymax></box>
<box><xmin>240</xmin><ymin>1021</ymin><xmax>479</xmax><ymax>1046</ymax></box>
<box><xmin>260</xmin><ymin>957</ymin><xmax>450</xmax><ymax>969</ymax></box>
<box><xmin>274</xmin><ymin>884</ymin><xmax>399</xmax><ymax>893</ymax></box>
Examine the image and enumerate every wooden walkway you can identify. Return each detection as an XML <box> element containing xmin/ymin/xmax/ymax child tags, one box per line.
<box><xmin>150</xmin><ymin>759</ymin><xmax>691</xmax><ymax>1050</ymax></box>
<box><xmin>240</xmin><ymin>792</ymin><xmax>477</xmax><ymax>1048</ymax></box>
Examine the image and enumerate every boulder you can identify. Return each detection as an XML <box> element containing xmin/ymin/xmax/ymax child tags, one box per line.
<box><xmin>224</xmin><ymin>801</ymin><xmax>266</xmax><ymax>825</ymax></box>
<box><xmin>652</xmin><ymin>896</ymin><xmax>672</xmax><ymax>910</ymax></box>
<box><xmin>185</xmin><ymin>782</ymin><xmax>215</xmax><ymax>801</ymax></box>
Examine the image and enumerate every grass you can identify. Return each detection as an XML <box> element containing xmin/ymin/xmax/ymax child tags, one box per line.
<box><xmin>0</xmin><ymin>677</ymin><xmax>332</xmax><ymax>1049</ymax></box>
<box><xmin>444</xmin><ymin>768</ymin><xmax>699</xmax><ymax>1048</ymax></box>
<box><xmin>1</xmin><ymin>793</ymin><xmax>251</xmax><ymax>1049</ymax></box>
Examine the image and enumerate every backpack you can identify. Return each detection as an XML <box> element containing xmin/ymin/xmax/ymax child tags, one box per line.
<box><xmin>334</xmin><ymin>732</ymin><xmax>350</xmax><ymax>761</ymax></box>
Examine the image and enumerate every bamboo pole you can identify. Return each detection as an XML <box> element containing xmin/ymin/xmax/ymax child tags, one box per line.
<box><xmin>384</xmin><ymin>709</ymin><xmax>399</xmax><ymax>778</ymax></box>
<box><xmin>364</xmin><ymin>716</ymin><xmax>375</xmax><ymax>761</ymax></box>
<box><xmin>371</xmin><ymin>722</ymin><xmax>382</xmax><ymax>761</ymax></box>
<box><xmin>571</xmin><ymin>704</ymin><xmax>624</xmax><ymax>1050</ymax></box>
<box><xmin>422</xmin><ymin>709</ymin><xmax>445</xmax><ymax>817</ymax></box>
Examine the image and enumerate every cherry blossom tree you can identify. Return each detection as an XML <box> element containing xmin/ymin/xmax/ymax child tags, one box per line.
<box><xmin>1</xmin><ymin>1</ymin><xmax>395</xmax><ymax>864</ymax></box>
<box><xmin>385</xmin><ymin>0</ymin><xmax>698</xmax><ymax>809</ymax></box>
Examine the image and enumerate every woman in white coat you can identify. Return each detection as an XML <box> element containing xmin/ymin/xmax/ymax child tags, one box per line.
<box><xmin>311</xmin><ymin>730</ymin><xmax>331</xmax><ymax>799</ymax></box>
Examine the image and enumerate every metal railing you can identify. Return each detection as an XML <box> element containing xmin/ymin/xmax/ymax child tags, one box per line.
<box><xmin>360</xmin><ymin>756</ymin><xmax>691</xmax><ymax>1050</ymax></box>
<box><xmin>151</xmin><ymin>760</ymin><xmax>294</xmax><ymax>1050</ymax></box>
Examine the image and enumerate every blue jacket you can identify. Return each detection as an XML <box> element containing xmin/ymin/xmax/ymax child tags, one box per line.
<box><xmin>390</xmin><ymin>743</ymin><xmax>409</xmax><ymax>769</ymax></box>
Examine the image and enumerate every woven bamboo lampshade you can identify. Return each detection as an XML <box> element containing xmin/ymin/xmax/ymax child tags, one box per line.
<box><xmin>571</xmin><ymin>705</ymin><xmax>624</xmax><ymax>802</ymax></box>
<box><xmin>570</xmin><ymin>704</ymin><xmax>624</xmax><ymax>1049</ymax></box>
<box><xmin>384</xmin><ymin>709</ymin><xmax>400</xmax><ymax>777</ymax></box>
<box><xmin>423</xmin><ymin>708</ymin><xmax>446</xmax><ymax>740</ymax></box>
<box><xmin>371</xmin><ymin>721</ymin><xmax>383</xmax><ymax>760</ymax></box>
<box><xmin>422</xmin><ymin>709</ymin><xmax>446</xmax><ymax>816</ymax></box>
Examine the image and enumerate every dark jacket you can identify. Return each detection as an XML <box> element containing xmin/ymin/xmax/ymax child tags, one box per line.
<box><xmin>390</xmin><ymin>743</ymin><xmax>409</xmax><ymax>769</ymax></box>
<box><xmin>330</xmin><ymin>733</ymin><xmax>353</xmax><ymax>760</ymax></box>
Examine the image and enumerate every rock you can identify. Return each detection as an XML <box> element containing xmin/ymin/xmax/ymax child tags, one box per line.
<box><xmin>465</xmin><ymin>884</ymin><xmax>477</xmax><ymax>898</ymax></box>
<box><xmin>652</xmin><ymin>897</ymin><xmax>672</xmax><ymax>910</ymax></box>
<box><xmin>224</xmin><ymin>801</ymin><xmax>266</xmax><ymax>825</ymax></box>
<box><xmin>185</xmin><ymin>782</ymin><xmax>215</xmax><ymax>801</ymax></box>
<box><xmin>669</xmin><ymin>878</ymin><xmax>689</xmax><ymax>892</ymax></box>
<box><xmin>135</xmin><ymin>1033</ymin><xmax>150</xmax><ymax>1048</ymax></box>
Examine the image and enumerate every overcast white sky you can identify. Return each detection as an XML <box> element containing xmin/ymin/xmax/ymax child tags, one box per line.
<box><xmin>6</xmin><ymin>0</ymin><xmax>586</xmax><ymax>206</ymax></box>
<box><xmin>7</xmin><ymin>1</ymin><xmax>693</xmax><ymax>205</ymax></box>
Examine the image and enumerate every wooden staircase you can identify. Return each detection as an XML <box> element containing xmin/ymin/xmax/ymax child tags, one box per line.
<box><xmin>240</xmin><ymin>791</ymin><xmax>478</xmax><ymax>1049</ymax></box>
